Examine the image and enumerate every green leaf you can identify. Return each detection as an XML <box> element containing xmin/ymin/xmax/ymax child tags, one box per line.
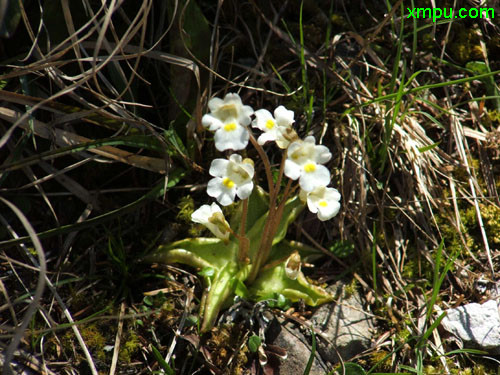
<box><xmin>250</xmin><ymin>252</ymin><xmax>333</xmax><ymax>307</ymax></box>
<box><xmin>418</xmin><ymin>141</ymin><xmax>441</xmax><ymax>153</ymax></box>
<box><xmin>248</xmin><ymin>335</ymin><xmax>262</xmax><ymax>353</ymax></box>
<box><xmin>150</xmin><ymin>237</ymin><xmax>238</xmax><ymax>270</ymax></box>
<box><xmin>230</xmin><ymin>186</ymin><xmax>269</xmax><ymax>233</ymax></box>
<box><xmin>245</xmin><ymin>194</ymin><xmax>304</xmax><ymax>262</ymax></box>
<box><xmin>198</xmin><ymin>267</ymin><xmax>215</xmax><ymax>277</ymax></box>
<box><xmin>151</xmin><ymin>345</ymin><xmax>175</xmax><ymax>375</ymax></box>
<box><xmin>303</xmin><ymin>328</ymin><xmax>316</xmax><ymax>375</ymax></box>
<box><xmin>342</xmin><ymin>362</ymin><xmax>367</xmax><ymax>375</ymax></box>
<box><xmin>200</xmin><ymin>261</ymin><xmax>240</xmax><ymax>332</ymax></box>
<box><xmin>233</xmin><ymin>279</ymin><xmax>250</xmax><ymax>299</ymax></box>
<box><xmin>466</xmin><ymin>61</ymin><xmax>500</xmax><ymax>111</ymax></box>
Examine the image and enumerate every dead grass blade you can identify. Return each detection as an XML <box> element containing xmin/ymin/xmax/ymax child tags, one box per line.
<box><xmin>0</xmin><ymin>107</ymin><xmax>167</xmax><ymax>174</ymax></box>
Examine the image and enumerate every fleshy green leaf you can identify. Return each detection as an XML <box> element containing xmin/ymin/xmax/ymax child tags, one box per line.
<box><xmin>149</xmin><ymin>237</ymin><xmax>238</xmax><ymax>270</ymax></box>
<box><xmin>248</xmin><ymin>335</ymin><xmax>262</xmax><ymax>353</ymax></box>
<box><xmin>250</xmin><ymin>252</ymin><xmax>333</xmax><ymax>306</ymax></box>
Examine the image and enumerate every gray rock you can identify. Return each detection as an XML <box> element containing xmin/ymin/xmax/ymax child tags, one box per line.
<box><xmin>311</xmin><ymin>281</ymin><xmax>374</xmax><ymax>363</ymax></box>
<box><xmin>270</xmin><ymin>322</ymin><xmax>330</xmax><ymax>375</ymax></box>
<box><xmin>441</xmin><ymin>299</ymin><xmax>500</xmax><ymax>354</ymax></box>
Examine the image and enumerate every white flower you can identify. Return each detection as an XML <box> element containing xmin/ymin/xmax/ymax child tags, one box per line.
<box><xmin>201</xmin><ymin>93</ymin><xmax>254</xmax><ymax>151</ymax></box>
<box><xmin>206</xmin><ymin>154</ymin><xmax>254</xmax><ymax>206</ymax></box>
<box><xmin>300</xmin><ymin>186</ymin><xmax>341</xmax><ymax>221</ymax></box>
<box><xmin>284</xmin><ymin>136</ymin><xmax>332</xmax><ymax>192</ymax></box>
<box><xmin>252</xmin><ymin>105</ymin><xmax>295</xmax><ymax>149</ymax></box>
<box><xmin>191</xmin><ymin>203</ymin><xmax>231</xmax><ymax>241</ymax></box>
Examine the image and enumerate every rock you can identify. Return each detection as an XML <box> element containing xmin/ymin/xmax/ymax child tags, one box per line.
<box><xmin>269</xmin><ymin>322</ymin><xmax>330</xmax><ymax>375</ymax></box>
<box><xmin>311</xmin><ymin>281</ymin><xmax>374</xmax><ymax>363</ymax></box>
<box><xmin>441</xmin><ymin>299</ymin><xmax>500</xmax><ymax>354</ymax></box>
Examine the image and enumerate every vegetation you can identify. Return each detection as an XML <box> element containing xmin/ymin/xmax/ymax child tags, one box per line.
<box><xmin>1</xmin><ymin>0</ymin><xmax>499</xmax><ymax>374</ymax></box>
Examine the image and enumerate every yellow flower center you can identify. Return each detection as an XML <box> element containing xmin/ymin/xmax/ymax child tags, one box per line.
<box><xmin>304</xmin><ymin>163</ymin><xmax>316</xmax><ymax>173</ymax></box>
<box><xmin>224</xmin><ymin>122</ymin><xmax>237</xmax><ymax>132</ymax></box>
<box><xmin>319</xmin><ymin>200</ymin><xmax>328</xmax><ymax>207</ymax></box>
<box><xmin>265</xmin><ymin>119</ymin><xmax>275</xmax><ymax>129</ymax></box>
<box><xmin>222</xmin><ymin>177</ymin><xmax>235</xmax><ymax>188</ymax></box>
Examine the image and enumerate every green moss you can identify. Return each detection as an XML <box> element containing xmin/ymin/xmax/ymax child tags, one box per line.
<box><xmin>330</xmin><ymin>13</ymin><xmax>348</xmax><ymax>29</ymax></box>
<box><xmin>68</xmin><ymin>323</ymin><xmax>108</xmax><ymax>362</ymax></box>
<box><xmin>369</xmin><ymin>350</ymin><xmax>392</xmax><ymax>371</ymax></box>
<box><xmin>119</xmin><ymin>331</ymin><xmax>141</xmax><ymax>363</ymax></box>
<box><xmin>448</xmin><ymin>26</ymin><xmax>483</xmax><ymax>64</ymax></box>
<box><xmin>177</xmin><ymin>195</ymin><xmax>195</xmax><ymax>223</ymax></box>
<box><xmin>343</xmin><ymin>278</ymin><xmax>358</xmax><ymax>298</ymax></box>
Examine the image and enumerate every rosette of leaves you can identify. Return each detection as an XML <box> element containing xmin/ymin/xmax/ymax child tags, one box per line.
<box><xmin>147</xmin><ymin>187</ymin><xmax>333</xmax><ymax>332</ymax></box>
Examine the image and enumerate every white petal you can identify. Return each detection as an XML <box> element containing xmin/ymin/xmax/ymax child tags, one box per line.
<box><xmin>202</xmin><ymin>114</ymin><xmax>222</xmax><ymax>131</ymax></box>
<box><xmin>214</xmin><ymin>125</ymin><xmax>249</xmax><ymax>151</ymax></box>
<box><xmin>208</xmin><ymin>97</ymin><xmax>224</xmax><ymax>112</ymax></box>
<box><xmin>239</xmin><ymin>105</ymin><xmax>254</xmax><ymax>126</ymax></box>
<box><xmin>303</xmin><ymin>135</ymin><xmax>316</xmax><ymax>145</ymax></box>
<box><xmin>207</xmin><ymin>177</ymin><xmax>223</xmax><ymax>198</ymax></box>
<box><xmin>207</xmin><ymin>178</ymin><xmax>235</xmax><ymax>206</ymax></box>
<box><xmin>312</xmin><ymin>165</ymin><xmax>331</xmax><ymax>185</ymax></box>
<box><xmin>299</xmin><ymin>165</ymin><xmax>330</xmax><ymax>192</ymax></box>
<box><xmin>209</xmin><ymin>159</ymin><xmax>228</xmax><ymax>178</ymax></box>
<box><xmin>257</xmin><ymin>132</ymin><xmax>276</xmax><ymax>145</ymax></box>
<box><xmin>239</xmin><ymin>161</ymin><xmax>255</xmax><ymax>180</ymax></box>
<box><xmin>306</xmin><ymin>197</ymin><xmax>319</xmax><ymax>214</ymax></box>
<box><xmin>191</xmin><ymin>204</ymin><xmax>212</xmax><ymax>224</ymax></box>
<box><xmin>325</xmin><ymin>188</ymin><xmax>341</xmax><ymax>202</ymax></box>
<box><xmin>236</xmin><ymin>181</ymin><xmax>254</xmax><ymax>200</ymax></box>
<box><xmin>224</xmin><ymin>92</ymin><xmax>243</xmax><ymax>105</ymax></box>
<box><xmin>317</xmin><ymin>201</ymin><xmax>341</xmax><ymax>221</ymax></box>
<box><xmin>229</xmin><ymin>154</ymin><xmax>243</xmax><ymax>164</ymax></box>
<box><xmin>274</xmin><ymin>105</ymin><xmax>294</xmax><ymax>127</ymax></box>
<box><xmin>252</xmin><ymin>109</ymin><xmax>273</xmax><ymax>131</ymax></box>
<box><xmin>217</xmin><ymin>189</ymin><xmax>236</xmax><ymax>206</ymax></box>
<box><xmin>210</xmin><ymin>202</ymin><xmax>223</xmax><ymax>214</ymax></box>
<box><xmin>314</xmin><ymin>145</ymin><xmax>332</xmax><ymax>164</ymax></box>
<box><xmin>287</xmin><ymin>140</ymin><xmax>302</xmax><ymax>155</ymax></box>
<box><xmin>275</xmin><ymin>128</ymin><xmax>291</xmax><ymax>149</ymax></box>
<box><xmin>284</xmin><ymin>160</ymin><xmax>301</xmax><ymax>180</ymax></box>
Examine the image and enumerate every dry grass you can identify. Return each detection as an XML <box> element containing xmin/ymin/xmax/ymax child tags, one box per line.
<box><xmin>1</xmin><ymin>0</ymin><xmax>500</xmax><ymax>374</ymax></box>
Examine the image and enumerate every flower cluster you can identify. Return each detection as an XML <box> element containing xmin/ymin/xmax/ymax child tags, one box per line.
<box><xmin>192</xmin><ymin>92</ymin><xmax>341</xmax><ymax>236</ymax></box>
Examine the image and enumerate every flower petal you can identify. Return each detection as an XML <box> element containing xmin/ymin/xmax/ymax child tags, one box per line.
<box><xmin>317</xmin><ymin>200</ymin><xmax>341</xmax><ymax>221</ymax></box>
<box><xmin>209</xmin><ymin>159</ymin><xmax>229</xmax><ymax>178</ymax></box>
<box><xmin>284</xmin><ymin>159</ymin><xmax>301</xmax><ymax>180</ymax></box>
<box><xmin>274</xmin><ymin>105</ymin><xmax>294</xmax><ymax>127</ymax></box>
<box><xmin>207</xmin><ymin>97</ymin><xmax>224</xmax><ymax>112</ymax></box>
<box><xmin>202</xmin><ymin>114</ymin><xmax>223</xmax><ymax>131</ymax></box>
<box><xmin>257</xmin><ymin>132</ymin><xmax>276</xmax><ymax>145</ymax></box>
<box><xmin>252</xmin><ymin>109</ymin><xmax>273</xmax><ymax>131</ymax></box>
<box><xmin>314</xmin><ymin>145</ymin><xmax>332</xmax><ymax>164</ymax></box>
<box><xmin>299</xmin><ymin>164</ymin><xmax>330</xmax><ymax>192</ymax></box>
<box><xmin>207</xmin><ymin>178</ymin><xmax>235</xmax><ymax>206</ymax></box>
<box><xmin>214</xmin><ymin>125</ymin><xmax>249</xmax><ymax>151</ymax></box>
<box><xmin>191</xmin><ymin>204</ymin><xmax>212</xmax><ymax>223</ymax></box>
<box><xmin>236</xmin><ymin>181</ymin><xmax>254</xmax><ymax>200</ymax></box>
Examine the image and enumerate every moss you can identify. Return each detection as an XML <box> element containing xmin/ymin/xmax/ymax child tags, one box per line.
<box><xmin>330</xmin><ymin>13</ymin><xmax>348</xmax><ymax>29</ymax></box>
<box><xmin>66</xmin><ymin>323</ymin><xmax>108</xmax><ymax>362</ymax></box>
<box><xmin>369</xmin><ymin>350</ymin><xmax>392</xmax><ymax>371</ymax></box>
<box><xmin>119</xmin><ymin>330</ymin><xmax>141</xmax><ymax>363</ymax></box>
<box><xmin>206</xmin><ymin>324</ymin><xmax>248</xmax><ymax>373</ymax></box>
<box><xmin>177</xmin><ymin>195</ymin><xmax>195</xmax><ymax>223</ymax></box>
<box><xmin>448</xmin><ymin>26</ymin><xmax>483</xmax><ymax>64</ymax></box>
<box><xmin>343</xmin><ymin>278</ymin><xmax>358</xmax><ymax>298</ymax></box>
